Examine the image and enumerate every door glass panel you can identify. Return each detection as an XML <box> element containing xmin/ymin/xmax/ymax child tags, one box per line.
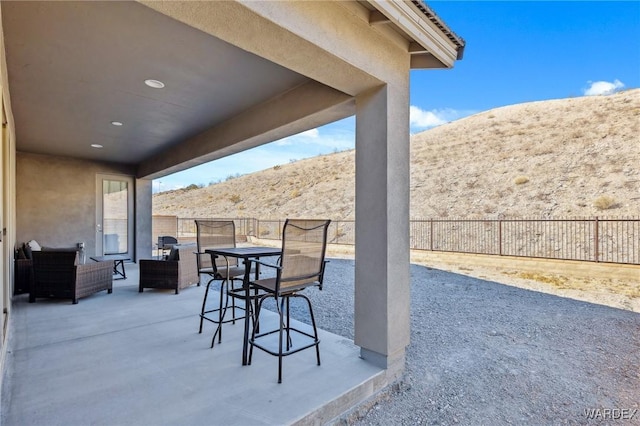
<box><xmin>103</xmin><ymin>179</ymin><xmax>128</xmax><ymax>255</ymax></box>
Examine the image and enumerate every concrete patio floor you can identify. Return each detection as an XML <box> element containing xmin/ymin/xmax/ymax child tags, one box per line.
<box><xmin>1</xmin><ymin>262</ymin><xmax>384</xmax><ymax>426</ymax></box>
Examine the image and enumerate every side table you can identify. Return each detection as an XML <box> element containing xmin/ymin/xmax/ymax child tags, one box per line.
<box><xmin>90</xmin><ymin>255</ymin><xmax>130</xmax><ymax>280</ymax></box>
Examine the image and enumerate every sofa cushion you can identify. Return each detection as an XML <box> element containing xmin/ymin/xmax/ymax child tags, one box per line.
<box><xmin>41</xmin><ymin>248</ymin><xmax>80</xmax><ymax>265</ymax></box>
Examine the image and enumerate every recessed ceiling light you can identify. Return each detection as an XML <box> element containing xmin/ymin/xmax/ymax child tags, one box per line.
<box><xmin>144</xmin><ymin>79</ymin><xmax>165</xmax><ymax>89</ymax></box>
<box><xmin>111</xmin><ymin>121</ymin><xmax>123</xmax><ymax>126</ymax></box>
<box><xmin>91</xmin><ymin>144</ymin><xmax>103</xmax><ymax>149</ymax></box>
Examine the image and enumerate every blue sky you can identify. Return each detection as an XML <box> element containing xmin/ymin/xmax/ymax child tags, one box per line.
<box><xmin>155</xmin><ymin>1</ymin><xmax>640</xmax><ymax>192</ymax></box>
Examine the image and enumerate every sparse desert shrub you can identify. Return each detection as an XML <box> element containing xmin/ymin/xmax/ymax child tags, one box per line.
<box><xmin>593</xmin><ymin>195</ymin><xmax>617</xmax><ymax>210</ymax></box>
<box><xmin>290</xmin><ymin>189</ymin><xmax>301</xmax><ymax>198</ymax></box>
<box><xmin>570</xmin><ymin>129</ymin><xmax>584</xmax><ymax>139</ymax></box>
<box><xmin>514</xmin><ymin>176</ymin><xmax>529</xmax><ymax>185</ymax></box>
<box><xmin>185</xmin><ymin>184</ymin><xmax>200</xmax><ymax>191</ymax></box>
<box><xmin>273</xmin><ymin>165</ymin><xmax>281</xmax><ymax>170</ymax></box>
<box><xmin>229</xmin><ymin>194</ymin><xmax>241</xmax><ymax>204</ymax></box>
<box><xmin>259</xmin><ymin>228</ymin><xmax>270</xmax><ymax>237</ymax></box>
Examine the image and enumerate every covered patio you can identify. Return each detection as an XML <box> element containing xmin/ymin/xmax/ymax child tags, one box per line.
<box><xmin>0</xmin><ymin>1</ymin><xmax>465</xmax><ymax>422</ymax></box>
<box><xmin>2</xmin><ymin>262</ymin><xmax>382</xmax><ymax>425</ymax></box>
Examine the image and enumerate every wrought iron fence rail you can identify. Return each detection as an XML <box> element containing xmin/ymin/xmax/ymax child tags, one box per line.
<box><xmin>153</xmin><ymin>216</ymin><xmax>639</xmax><ymax>265</ymax></box>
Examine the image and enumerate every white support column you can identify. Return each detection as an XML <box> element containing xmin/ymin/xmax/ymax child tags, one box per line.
<box><xmin>354</xmin><ymin>83</ymin><xmax>410</xmax><ymax>378</ymax></box>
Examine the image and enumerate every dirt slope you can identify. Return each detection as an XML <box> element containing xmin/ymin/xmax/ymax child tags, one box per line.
<box><xmin>153</xmin><ymin>89</ymin><xmax>639</xmax><ymax>219</ymax></box>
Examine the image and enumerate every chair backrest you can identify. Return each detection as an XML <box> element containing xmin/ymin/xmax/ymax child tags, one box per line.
<box><xmin>32</xmin><ymin>250</ymin><xmax>78</xmax><ymax>290</ymax></box>
<box><xmin>194</xmin><ymin>220</ymin><xmax>238</xmax><ymax>272</ymax></box>
<box><xmin>279</xmin><ymin>219</ymin><xmax>331</xmax><ymax>292</ymax></box>
<box><xmin>157</xmin><ymin>235</ymin><xmax>178</xmax><ymax>249</ymax></box>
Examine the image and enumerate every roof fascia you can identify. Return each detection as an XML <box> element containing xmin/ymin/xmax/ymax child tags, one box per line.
<box><xmin>367</xmin><ymin>0</ymin><xmax>459</xmax><ymax>68</ymax></box>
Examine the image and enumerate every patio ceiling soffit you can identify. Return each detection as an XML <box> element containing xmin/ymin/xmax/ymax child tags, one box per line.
<box><xmin>137</xmin><ymin>80</ymin><xmax>353</xmax><ymax>179</ymax></box>
<box><xmin>138</xmin><ymin>0</ymin><xmax>383</xmax><ymax>97</ymax></box>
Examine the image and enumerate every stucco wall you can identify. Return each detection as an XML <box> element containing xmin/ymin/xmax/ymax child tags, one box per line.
<box><xmin>135</xmin><ymin>178</ymin><xmax>153</xmax><ymax>260</ymax></box>
<box><xmin>15</xmin><ymin>152</ymin><xmax>146</xmax><ymax>259</ymax></box>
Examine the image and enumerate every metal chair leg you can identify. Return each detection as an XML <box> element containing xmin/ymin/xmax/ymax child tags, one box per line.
<box><xmin>301</xmin><ymin>294</ymin><xmax>321</xmax><ymax>366</ymax></box>
<box><xmin>211</xmin><ymin>279</ymin><xmax>231</xmax><ymax>348</ymax></box>
<box><xmin>277</xmin><ymin>296</ymin><xmax>285</xmax><ymax>384</ymax></box>
<box><xmin>249</xmin><ymin>295</ymin><xmax>268</xmax><ymax>365</ymax></box>
<box><xmin>198</xmin><ymin>277</ymin><xmax>214</xmax><ymax>334</ymax></box>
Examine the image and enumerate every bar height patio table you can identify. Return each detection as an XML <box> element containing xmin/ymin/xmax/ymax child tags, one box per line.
<box><xmin>205</xmin><ymin>246</ymin><xmax>281</xmax><ymax>365</ymax></box>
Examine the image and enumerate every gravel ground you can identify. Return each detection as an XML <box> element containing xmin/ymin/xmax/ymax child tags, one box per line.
<box><xmin>280</xmin><ymin>258</ymin><xmax>640</xmax><ymax>426</ymax></box>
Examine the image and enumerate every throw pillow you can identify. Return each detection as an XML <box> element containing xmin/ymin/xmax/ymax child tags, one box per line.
<box><xmin>26</xmin><ymin>239</ymin><xmax>42</xmax><ymax>252</ymax></box>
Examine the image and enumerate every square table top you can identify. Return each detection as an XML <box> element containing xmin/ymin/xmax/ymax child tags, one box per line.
<box><xmin>205</xmin><ymin>246</ymin><xmax>281</xmax><ymax>259</ymax></box>
<box><xmin>90</xmin><ymin>254</ymin><xmax>130</xmax><ymax>262</ymax></box>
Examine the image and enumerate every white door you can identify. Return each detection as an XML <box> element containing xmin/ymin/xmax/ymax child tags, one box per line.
<box><xmin>96</xmin><ymin>174</ymin><xmax>134</xmax><ymax>258</ymax></box>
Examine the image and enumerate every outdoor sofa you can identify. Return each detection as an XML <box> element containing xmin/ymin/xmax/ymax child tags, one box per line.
<box><xmin>29</xmin><ymin>249</ymin><xmax>113</xmax><ymax>304</ymax></box>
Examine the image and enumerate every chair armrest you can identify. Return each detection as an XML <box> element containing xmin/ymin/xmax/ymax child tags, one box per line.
<box><xmin>318</xmin><ymin>259</ymin><xmax>329</xmax><ymax>290</ymax></box>
<box><xmin>197</xmin><ymin>251</ymin><xmax>222</xmax><ymax>275</ymax></box>
<box><xmin>77</xmin><ymin>260</ymin><xmax>113</xmax><ymax>274</ymax></box>
<box><xmin>249</xmin><ymin>258</ymin><xmax>281</xmax><ymax>271</ymax></box>
<box><xmin>75</xmin><ymin>261</ymin><xmax>113</xmax><ymax>299</ymax></box>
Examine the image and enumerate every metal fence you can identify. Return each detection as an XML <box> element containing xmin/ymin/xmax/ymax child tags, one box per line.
<box><xmin>255</xmin><ymin>219</ymin><xmax>355</xmax><ymax>245</ymax></box>
<box><xmin>155</xmin><ymin>216</ymin><xmax>639</xmax><ymax>265</ymax></box>
<box><xmin>409</xmin><ymin>217</ymin><xmax>639</xmax><ymax>265</ymax></box>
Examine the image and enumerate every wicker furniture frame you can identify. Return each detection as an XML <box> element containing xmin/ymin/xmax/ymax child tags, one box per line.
<box><xmin>14</xmin><ymin>258</ymin><xmax>32</xmax><ymax>295</ymax></box>
<box><xmin>139</xmin><ymin>243</ymin><xmax>199</xmax><ymax>294</ymax></box>
<box><xmin>30</xmin><ymin>250</ymin><xmax>113</xmax><ymax>304</ymax></box>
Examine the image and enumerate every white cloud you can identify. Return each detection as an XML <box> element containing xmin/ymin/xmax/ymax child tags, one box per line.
<box><xmin>583</xmin><ymin>79</ymin><xmax>625</xmax><ymax>96</ymax></box>
<box><xmin>275</xmin><ymin>127</ymin><xmax>320</xmax><ymax>146</ymax></box>
<box><xmin>409</xmin><ymin>106</ymin><xmax>475</xmax><ymax>132</ymax></box>
<box><xmin>410</xmin><ymin>106</ymin><xmax>448</xmax><ymax>128</ymax></box>
<box><xmin>299</xmin><ymin>128</ymin><xmax>319</xmax><ymax>138</ymax></box>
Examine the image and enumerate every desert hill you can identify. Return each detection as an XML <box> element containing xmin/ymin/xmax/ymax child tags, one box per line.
<box><xmin>153</xmin><ymin>89</ymin><xmax>639</xmax><ymax>219</ymax></box>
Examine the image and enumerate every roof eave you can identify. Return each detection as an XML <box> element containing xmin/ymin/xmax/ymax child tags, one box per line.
<box><xmin>368</xmin><ymin>0</ymin><xmax>465</xmax><ymax>68</ymax></box>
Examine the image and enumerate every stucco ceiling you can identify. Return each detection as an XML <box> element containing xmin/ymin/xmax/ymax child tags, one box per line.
<box><xmin>1</xmin><ymin>1</ymin><xmax>310</xmax><ymax>164</ymax></box>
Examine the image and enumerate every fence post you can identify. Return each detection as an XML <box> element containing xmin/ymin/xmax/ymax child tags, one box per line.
<box><xmin>498</xmin><ymin>219</ymin><xmax>503</xmax><ymax>256</ymax></box>
<box><xmin>429</xmin><ymin>219</ymin><xmax>433</xmax><ymax>251</ymax></box>
<box><xmin>594</xmin><ymin>216</ymin><xmax>599</xmax><ymax>263</ymax></box>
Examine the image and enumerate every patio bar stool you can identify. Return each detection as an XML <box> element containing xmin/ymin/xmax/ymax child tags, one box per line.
<box><xmin>195</xmin><ymin>220</ymin><xmax>248</xmax><ymax>347</ymax></box>
<box><xmin>247</xmin><ymin>219</ymin><xmax>331</xmax><ymax>383</ymax></box>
